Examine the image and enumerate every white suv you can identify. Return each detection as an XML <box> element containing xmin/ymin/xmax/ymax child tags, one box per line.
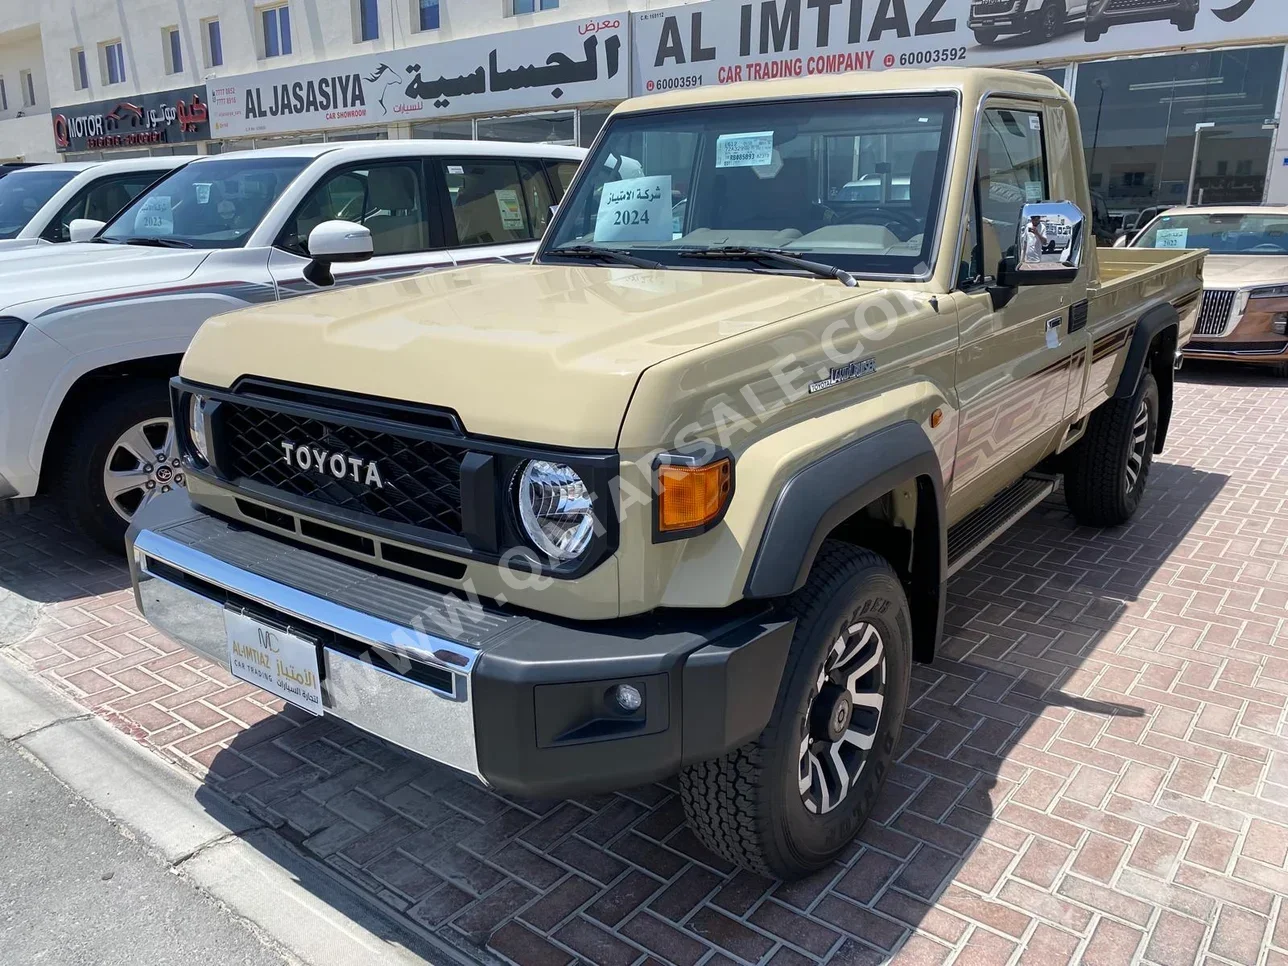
<box><xmin>0</xmin><ymin>158</ymin><xmax>187</xmax><ymax>251</ymax></box>
<box><xmin>969</xmin><ymin>0</ymin><xmax>1089</xmax><ymax>44</ymax></box>
<box><xmin>0</xmin><ymin>139</ymin><xmax>585</xmax><ymax>551</ymax></box>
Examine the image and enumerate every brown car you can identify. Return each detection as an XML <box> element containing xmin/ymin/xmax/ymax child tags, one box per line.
<box><xmin>1132</xmin><ymin>206</ymin><xmax>1288</xmax><ymax>374</ymax></box>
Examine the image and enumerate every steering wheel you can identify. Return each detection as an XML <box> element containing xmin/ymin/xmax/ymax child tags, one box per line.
<box><xmin>1248</xmin><ymin>243</ymin><xmax>1288</xmax><ymax>254</ymax></box>
<box><xmin>839</xmin><ymin>205</ymin><xmax>924</xmax><ymax>239</ymax></box>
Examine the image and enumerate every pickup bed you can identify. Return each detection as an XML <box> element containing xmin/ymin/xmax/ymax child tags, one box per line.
<box><xmin>128</xmin><ymin>69</ymin><xmax>1201</xmax><ymax>880</ymax></box>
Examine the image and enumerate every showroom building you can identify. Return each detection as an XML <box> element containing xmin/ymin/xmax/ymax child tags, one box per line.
<box><xmin>6</xmin><ymin>1</ymin><xmax>1288</xmax><ymax>227</ymax></box>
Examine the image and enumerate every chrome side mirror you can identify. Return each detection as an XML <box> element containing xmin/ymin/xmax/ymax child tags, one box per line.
<box><xmin>1010</xmin><ymin>201</ymin><xmax>1086</xmax><ymax>283</ymax></box>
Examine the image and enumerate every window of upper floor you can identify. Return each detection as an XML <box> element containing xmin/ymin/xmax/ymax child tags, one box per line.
<box><xmin>414</xmin><ymin>0</ymin><xmax>440</xmax><ymax>31</ymax></box>
<box><xmin>356</xmin><ymin>0</ymin><xmax>379</xmax><ymax>41</ymax></box>
<box><xmin>72</xmin><ymin>48</ymin><xmax>89</xmax><ymax>91</ymax></box>
<box><xmin>203</xmin><ymin>19</ymin><xmax>224</xmax><ymax>68</ymax></box>
<box><xmin>164</xmin><ymin>27</ymin><xmax>183</xmax><ymax>74</ymax></box>
<box><xmin>20</xmin><ymin>70</ymin><xmax>36</xmax><ymax>108</ymax></box>
<box><xmin>512</xmin><ymin>0</ymin><xmax>557</xmax><ymax>13</ymax></box>
<box><xmin>100</xmin><ymin>40</ymin><xmax>126</xmax><ymax>86</ymax></box>
<box><xmin>260</xmin><ymin>4</ymin><xmax>292</xmax><ymax>59</ymax></box>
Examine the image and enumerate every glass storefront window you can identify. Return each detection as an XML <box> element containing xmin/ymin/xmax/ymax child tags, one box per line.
<box><xmin>477</xmin><ymin>111</ymin><xmax>575</xmax><ymax>145</ymax></box>
<box><xmin>1076</xmin><ymin>46</ymin><xmax>1285</xmax><ymax>226</ymax></box>
<box><xmin>410</xmin><ymin>119</ymin><xmax>474</xmax><ymax>140</ymax></box>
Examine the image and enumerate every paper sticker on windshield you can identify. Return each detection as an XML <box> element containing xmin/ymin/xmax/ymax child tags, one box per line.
<box><xmin>1025</xmin><ymin>181</ymin><xmax>1044</xmax><ymax>202</ymax></box>
<box><xmin>194</xmin><ymin>183</ymin><xmax>212</xmax><ymax>205</ymax></box>
<box><xmin>495</xmin><ymin>189</ymin><xmax>525</xmax><ymax>231</ymax></box>
<box><xmin>447</xmin><ymin>165</ymin><xmax>464</xmax><ymax>175</ymax></box>
<box><xmin>594</xmin><ymin>176</ymin><xmax>672</xmax><ymax>243</ymax></box>
<box><xmin>1153</xmin><ymin>228</ymin><xmax>1189</xmax><ymax>249</ymax></box>
<box><xmin>135</xmin><ymin>196</ymin><xmax>173</xmax><ymax>236</ymax></box>
<box><xmin>716</xmin><ymin>132</ymin><xmax>775</xmax><ymax>169</ymax></box>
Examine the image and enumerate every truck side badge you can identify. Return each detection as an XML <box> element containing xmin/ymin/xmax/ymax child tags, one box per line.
<box><xmin>808</xmin><ymin>358</ymin><xmax>877</xmax><ymax>395</ymax></box>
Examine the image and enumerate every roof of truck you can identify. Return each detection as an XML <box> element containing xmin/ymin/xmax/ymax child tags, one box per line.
<box><xmin>615</xmin><ymin>67</ymin><xmax>1064</xmax><ymax>114</ymax></box>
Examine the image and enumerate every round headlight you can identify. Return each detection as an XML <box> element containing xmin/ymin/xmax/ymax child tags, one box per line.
<box><xmin>187</xmin><ymin>394</ymin><xmax>209</xmax><ymax>464</ymax></box>
<box><xmin>516</xmin><ymin>460</ymin><xmax>594</xmax><ymax>562</ymax></box>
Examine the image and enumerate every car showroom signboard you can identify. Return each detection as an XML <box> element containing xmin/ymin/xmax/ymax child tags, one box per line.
<box><xmin>208</xmin><ymin>15</ymin><xmax>628</xmax><ymax>139</ymax></box>
<box><xmin>633</xmin><ymin>0</ymin><xmax>1276</xmax><ymax>94</ymax></box>
<box><xmin>52</xmin><ymin>85</ymin><xmax>210</xmax><ymax>152</ymax></box>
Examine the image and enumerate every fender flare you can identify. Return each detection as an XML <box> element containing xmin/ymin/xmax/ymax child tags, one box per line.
<box><xmin>743</xmin><ymin>420</ymin><xmax>946</xmax><ymax>660</ymax></box>
<box><xmin>1114</xmin><ymin>301</ymin><xmax>1179</xmax><ymax>452</ymax></box>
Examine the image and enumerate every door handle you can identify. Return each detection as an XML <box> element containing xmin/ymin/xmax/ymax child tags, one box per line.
<box><xmin>1046</xmin><ymin>316</ymin><xmax>1062</xmax><ymax>331</ymax></box>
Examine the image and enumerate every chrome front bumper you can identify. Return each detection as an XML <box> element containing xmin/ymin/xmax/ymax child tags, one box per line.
<box><xmin>131</xmin><ymin>525</ymin><xmax>483</xmax><ymax>779</ymax></box>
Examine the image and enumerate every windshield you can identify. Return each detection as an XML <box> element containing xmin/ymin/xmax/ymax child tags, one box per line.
<box><xmin>0</xmin><ymin>170</ymin><xmax>77</xmax><ymax>239</ymax></box>
<box><xmin>100</xmin><ymin>157</ymin><xmax>310</xmax><ymax>249</ymax></box>
<box><xmin>1134</xmin><ymin>212</ymin><xmax>1288</xmax><ymax>255</ymax></box>
<box><xmin>542</xmin><ymin>94</ymin><xmax>956</xmax><ymax>278</ymax></box>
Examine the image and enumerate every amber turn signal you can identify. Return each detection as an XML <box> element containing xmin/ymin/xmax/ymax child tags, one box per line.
<box><xmin>657</xmin><ymin>459</ymin><xmax>733</xmax><ymax>534</ymax></box>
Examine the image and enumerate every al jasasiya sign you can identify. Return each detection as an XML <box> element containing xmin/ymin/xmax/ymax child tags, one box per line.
<box><xmin>207</xmin><ymin>15</ymin><xmax>628</xmax><ymax>139</ymax></box>
<box><xmin>52</xmin><ymin>85</ymin><xmax>210</xmax><ymax>152</ymax></box>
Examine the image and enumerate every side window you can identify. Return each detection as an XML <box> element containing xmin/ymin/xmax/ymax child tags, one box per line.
<box><xmin>958</xmin><ymin>177</ymin><xmax>982</xmax><ymax>288</ymax></box>
<box><xmin>445</xmin><ymin>159</ymin><xmax>535</xmax><ymax>246</ymax></box>
<box><xmin>519</xmin><ymin>160</ymin><xmax>556</xmax><ymax>236</ymax></box>
<box><xmin>43</xmin><ymin>172</ymin><xmax>161</xmax><ymax>242</ymax></box>
<box><xmin>547</xmin><ymin>160</ymin><xmax>580</xmax><ymax>199</ymax></box>
<box><xmin>279</xmin><ymin>163</ymin><xmax>428</xmax><ymax>256</ymax></box>
<box><xmin>978</xmin><ymin>107</ymin><xmax>1048</xmax><ymax>262</ymax></box>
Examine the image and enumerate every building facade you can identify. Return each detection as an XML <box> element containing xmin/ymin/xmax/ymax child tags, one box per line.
<box><xmin>2</xmin><ymin>0</ymin><xmax>1287</xmax><ymax>226</ymax></box>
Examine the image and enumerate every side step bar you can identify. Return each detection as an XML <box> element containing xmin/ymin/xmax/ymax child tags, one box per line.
<box><xmin>946</xmin><ymin>475</ymin><xmax>1056</xmax><ymax>577</ymax></box>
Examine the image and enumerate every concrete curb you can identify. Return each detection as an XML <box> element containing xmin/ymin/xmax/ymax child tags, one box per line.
<box><xmin>0</xmin><ymin>655</ymin><xmax>450</xmax><ymax>966</ymax></box>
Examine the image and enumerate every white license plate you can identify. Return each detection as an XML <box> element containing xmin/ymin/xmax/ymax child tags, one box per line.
<box><xmin>224</xmin><ymin>610</ymin><xmax>323</xmax><ymax>716</ymax></box>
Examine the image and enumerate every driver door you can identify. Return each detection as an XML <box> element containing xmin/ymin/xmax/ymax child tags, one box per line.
<box><xmin>268</xmin><ymin>158</ymin><xmax>453</xmax><ymax>298</ymax></box>
<box><xmin>948</xmin><ymin>101</ymin><xmax>1080</xmax><ymax>517</ymax></box>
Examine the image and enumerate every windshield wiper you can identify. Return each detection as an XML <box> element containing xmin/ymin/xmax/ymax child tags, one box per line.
<box><xmin>117</xmin><ymin>236</ymin><xmax>194</xmax><ymax>249</ymax></box>
<box><xmin>678</xmin><ymin>246</ymin><xmax>857</xmax><ymax>287</ymax></box>
<box><xmin>547</xmin><ymin>244</ymin><xmax>664</xmax><ymax>271</ymax></box>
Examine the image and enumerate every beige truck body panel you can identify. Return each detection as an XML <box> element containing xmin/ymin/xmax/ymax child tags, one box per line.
<box><xmin>177</xmin><ymin>68</ymin><xmax>1204</xmax><ymax>619</ymax></box>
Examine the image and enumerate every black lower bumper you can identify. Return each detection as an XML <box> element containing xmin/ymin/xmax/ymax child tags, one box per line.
<box><xmin>1088</xmin><ymin>1</ymin><xmax>1196</xmax><ymax>29</ymax></box>
<box><xmin>127</xmin><ymin>493</ymin><xmax>793</xmax><ymax>798</ymax></box>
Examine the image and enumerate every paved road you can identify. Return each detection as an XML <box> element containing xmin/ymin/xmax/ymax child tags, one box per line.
<box><xmin>0</xmin><ymin>736</ymin><xmax>293</xmax><ymax>966</ymax></box>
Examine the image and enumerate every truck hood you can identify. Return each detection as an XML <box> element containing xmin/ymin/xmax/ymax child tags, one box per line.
<box><xmin>182</xmin><ymin>262</ymin><xmax>867</xmax><ymax>448</ymax></box>
<box><xmin>0</xmin><ymin>237</ymin><xmax>44</xmax><ymax>253</ymax></box>
<box><xmin>1201</xmin><ymin>254</ymin><xmax>1288</xmax><ymax>290</ymax></box>
<box><xmin>0</xmin><ymin>244</ymin><xmax>210</xmax><ymax>315</ymax></box>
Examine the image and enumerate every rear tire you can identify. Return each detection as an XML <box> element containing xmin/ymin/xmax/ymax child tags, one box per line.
<box><xmin>1064</xmin><ymin>372</ymin><xmax>1159</xmax><ymax>527</ymax></box>
<box><xmin>679</xmin><ymin>543</ymin><xmax>912</xmax><ymax>880</ymax></box>
<box><xmin>52</xmin><ymin>380</ymin><xmax>179</xmax><ymax>555</ymax></box>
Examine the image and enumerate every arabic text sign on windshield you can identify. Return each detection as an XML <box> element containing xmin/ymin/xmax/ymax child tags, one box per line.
<box><xmin>207</xmin><ymin>16</ymin><xmax>628</xmax><ymax>138</ymax></box>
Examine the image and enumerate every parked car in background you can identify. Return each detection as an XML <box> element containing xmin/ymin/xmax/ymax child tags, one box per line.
<box><xmin>1131</xmin><ymin>206</ymin><xmax>1288</xmax><ymax>374</ymax></box>
<box><xmin>0</xmin><ymin>139</ymin><xmax>585</xmax><ymax>550</ymax></box>
<box><xmin>1085</xmin><ymin>0</ymin><xmax>1198</xmax><ymax>41</ymax></box>
<box><xmin>0</xmin><ymin>159</ymin><xmax>187</xmax><ymax>251</ymax></box>
<box><xmin>970</xmin><ymin>0</ymin><xmax>1088</xmax><ymax>44</ymax></box>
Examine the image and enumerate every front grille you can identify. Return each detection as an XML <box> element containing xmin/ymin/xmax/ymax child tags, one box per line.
<box><xmin>219</xmin><ymin>401</ymin><xmax>465</xmax><ymax>537</ymax></box>
<box><xmin>1106</xmin><ymin>0</ymin><xmax>1170</xmax><ymax>9</ymax></box>
<box><xmin>972</xmin><ymin>0</ymin><xmax>1016</xmax><ymax>12</ymax></box>
<box><xmin>1196</xmin><ymin>290</ymin><xmax>1236</xmax><ymax>336</ymax></box>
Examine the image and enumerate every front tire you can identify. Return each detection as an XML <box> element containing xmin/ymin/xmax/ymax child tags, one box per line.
<box><xmin>52</xmin><ymin>380</ymin><xmax>181</xmax><ymax>554</ymax></box>
<box><xmin>1173</xmin><ymin>12</ymin><xmax>1196</xmax><ymax>30</ymax></box>
<box><xmin>1064</xmin><ymin>372</ymin><xmax>1159</xmax><ymax>527</ymax></box>
<box><xmin>680</xmin><ymin>543</ymin><xmax>912</xmax><ymax>879</ymax></box>
<box><xmin>1084</xmin><ymin>22</ymin><xmax>1105</xmax><ymax>42</ymax></box>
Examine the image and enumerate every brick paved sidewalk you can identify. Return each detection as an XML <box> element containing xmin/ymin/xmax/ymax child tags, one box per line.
<box><xmin>2</xmin><ymin>364</ymin><xmax>1287</xmax><ymax>966</ymax></box>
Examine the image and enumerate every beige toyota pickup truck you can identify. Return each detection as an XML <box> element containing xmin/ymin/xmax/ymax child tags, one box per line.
<box><xmin>128</xmin><ymin>70</ymin><xmax>1201</xmax><ymax>880</ymax></box>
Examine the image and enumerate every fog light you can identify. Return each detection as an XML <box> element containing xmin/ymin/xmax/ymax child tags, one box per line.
<box><xmin>612</xmin><ymin>684</ymin><xmax>643</xmax><ymax>713</ymax></box>
<box><xmin>1273</xmin><ymin>313</ymin><xmax>1287</xmax><ymax>336</ymax></box>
